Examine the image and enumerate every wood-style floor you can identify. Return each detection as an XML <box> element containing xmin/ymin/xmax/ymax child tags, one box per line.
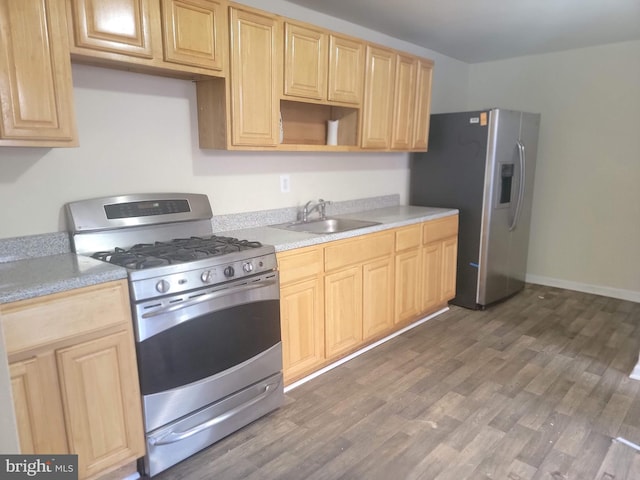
<box><xmin>154</xmin><ymin>284</ymin><xmax>640</xmax><ymax>480</ymax></box>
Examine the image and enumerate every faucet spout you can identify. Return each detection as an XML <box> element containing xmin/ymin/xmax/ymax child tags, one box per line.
<box><xmin>301</xmin><ymin>199</ymin><xmax>331</xmax><ymax>222</ymax></box>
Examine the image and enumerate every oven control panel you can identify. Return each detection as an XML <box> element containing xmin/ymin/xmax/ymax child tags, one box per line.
<box><xmin>130</xmin><ymin>252</ymin><xmax>278</xmax><ymax>302</ymax></box>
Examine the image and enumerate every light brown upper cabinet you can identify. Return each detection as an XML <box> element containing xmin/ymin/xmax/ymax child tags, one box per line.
<box><xmin>362</xmin><ymin>44</ymin><xmax>434</xmax><ymax>152</ymax></box>
<box><xmin>279</xmin><ymin>22</ymin><xmax>363</xmax><ymax>149</ymax></box>
<box><xmin>0</xmin><ymin>0</ymin><xmax>78</xmax><ymax>147</ymax></box>
<box><xmin>412</xmin><ymin>58</ymin><xmax>434</xmax><ymax>150</ymax></box>
<box><xmin>361</xmin><ymin>45</ymin><xmax>395</xmax><ymax>149</ymax></box>
<box><xmin>228</xmin><ymin>6</ymin><xmax>279</xmax><ymax>146</ymax></box>
<box><xmin>327</xmin><ymin>34</ymin><xmax>363</xmax><ymax>105</ymax></box>
<box><xmin>161</xmin><ymin>0</ymin><xmax>226</xmax><ymax>70</ymax></box>
<box><xmin>67</xmin><ymin>0</ymin><xmax>227</xmax><ymax>77</ymax></box>
<box><xmin>283</xmin><ymin>21</ymin><xmax>363</xmax><ymax>106</ymax></box>
<box><xmin>391</xmin><ymin>54</ymin><xmax>418</xmax><ymax>150</ymax></box>
<box><xmin>283</xmin><ymin>22</ymin><xmax>327</xmax><ymax>100</ymax></box>
<box><xmin>67</xmin><ymin>0</ymin><xmax>156</xmax><ymax>58</ymax></box>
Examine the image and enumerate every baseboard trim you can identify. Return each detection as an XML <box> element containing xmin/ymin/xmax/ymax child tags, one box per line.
<box><xmin>284</xmin><ymin>307</ymin><xmax>449</xmax><ymax>393</ymax></box>
<box><xmin>525</xmin><ymin>274</ymin><xmax>640</xmax><ymax>303</ymax></box>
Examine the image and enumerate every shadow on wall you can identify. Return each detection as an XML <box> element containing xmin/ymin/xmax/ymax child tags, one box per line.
<box><xmin>192</xmin><ymin>150</ymin><xmax>411</xmax><ymax>176</ymax></box>
<box><xmin>73</xmin><ymin>62</ymin><xmax>193</xmax><ymax>100</ymax></box>
<box><xmin>0</xmin><ymin>149</ymin><xmax>49</xmax><ymax>183</ymax></box>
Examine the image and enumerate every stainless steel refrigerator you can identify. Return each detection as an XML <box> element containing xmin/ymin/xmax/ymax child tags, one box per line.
<box><xmin>410</xmin><ymin>109</ymin><xmax>541</xmax><ymax>309</ymax></box>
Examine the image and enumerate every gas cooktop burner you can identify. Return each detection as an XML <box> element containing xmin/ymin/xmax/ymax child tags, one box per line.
<box><xmin>92</xmin><ymin>235</ymin><xmax>264</xmax><ymax>270</ymax></box>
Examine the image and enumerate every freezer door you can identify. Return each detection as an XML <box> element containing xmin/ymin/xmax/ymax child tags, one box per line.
<box><xmin>477</xmin><ymin>109</ymin><xmax>523</xmax><ymax>305</ymax></box>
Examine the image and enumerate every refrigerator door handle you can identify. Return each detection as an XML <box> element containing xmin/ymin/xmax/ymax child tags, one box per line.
<box><xmin>509</xmin><ymin>141</ymin><xmax>526</xmax><ymax>231</ymax></box>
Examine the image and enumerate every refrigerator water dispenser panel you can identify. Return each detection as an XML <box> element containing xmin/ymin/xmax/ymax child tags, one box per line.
<box><xmin>499</xmin><ymin>163</ymin><xmax>514</xmax><ymax>205</ymax></box>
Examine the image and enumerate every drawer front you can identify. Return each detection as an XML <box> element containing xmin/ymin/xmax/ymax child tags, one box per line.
<box><xmin>277</xmin><ymin>246</ymin><xmax>323</xmax><ymax>284</ymax></box>
<box><xmin>423</xmin><ymin>215</ymin><xmax>459</xmax><ymax>243</ymax></box>
<box><xmin>2</xmin><ymin>280</ymin><xmax>131</xmax><ymax>356</ymax></box>
<box><xmin>395</xmin><ymin>224</ymin><xmax>421</xmax><ymax>251</ymax></box>
<box><xmin>325</xmin><ymin>231</ymin><xmax>394</xmax><ymax>271</ymax></box>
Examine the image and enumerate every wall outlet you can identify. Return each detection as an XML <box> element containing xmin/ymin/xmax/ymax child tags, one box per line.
<box><xmin>280</xmin><ymin>174</ymin><xmax>290</xmax><ymax>193</ymax></box>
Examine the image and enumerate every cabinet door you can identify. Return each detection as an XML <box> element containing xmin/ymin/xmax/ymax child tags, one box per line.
<box><xmin>361</xmin><ymin>45</ymin><xmax>395</xmax><ymax>149</ymax></box>
<box><xmin>229</xmin><ymin>7</ymin><xmax>278</xmax><ymax>146</ymax></box>
<box><xmin>283</xmin><ymin>22</ymin><xmax>326</xmax><ymax>100</ymax></box>
<box><xmin>328</xmin><ymin>34</ymin><xmax>363</xmax><ymax>105</ymax></box>
<box><xmin>68</xmin><ymin>0</ymin><xmax>156</xmax><ymax>58</ymax></box>
<box><xmin>391</xmin><ymin>54</ymin><xmax>417</xmax><ymax>150</ymax></box>
<box><xmin>363</xmin><ymin>257</ymin><xmax>394</xmax><ymax>341</ymax></box>
<box><xmin>412</xmin><ymin>59</ymin><xmax>433</xmax><ymax>150</ymax></box>
<box><xmin>422</xmin><ymin>241</ymin><xmax>442</xmax><ymax>313</ymax></box>
<box><xmin>325</xmin><ymin>266</ymin><xmax>363</xmax><ymax>359</ymax></box>
<box><xmin>9</xmin><ymin>355</ymin><xmax>68</xmax><ymax>455</ymax></box>
<box><xmin>280</xmin><ymin>277</ymin><xmax>325</xmax><ymax>383</ymax></box>
<box><xmin>441</xmin><ymin>236</ymin><xmax>458</xmax><ymax>302</ymax></box>
<box><xmin>423</xmin><ymin>215</ymin><xmax>458</xmax><ymax>306</ymax></box>
<box><xmin>0</xmin><ymin>0</ymin><xmax>77</xmax><ymax>146</ymax></box>
<box><xmin>395</xmin><ymin>248</ymin><xmax>422</xmax><ymax>324</ymax></box>
<box><xmin>57</xmin><ymin>330</ymin><xmax>145</xmax><ymax>480</ymax></box>
<box><xmin>161</xmin><ymin>0</ymin><xmax>225</xmax><ymax>70</ymax></box>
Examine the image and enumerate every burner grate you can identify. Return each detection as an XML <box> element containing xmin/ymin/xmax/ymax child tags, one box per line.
<box><xmin>91</xmin><ymin>235</ymin><xmax>263</xmax><ymax>269</ymax></box>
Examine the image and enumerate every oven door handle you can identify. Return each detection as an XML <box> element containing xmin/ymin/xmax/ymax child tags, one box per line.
<box><xmin>147</xmin><ymin>379</ymin><xmax>281</xmax><ymax>446</ymax></box>
<box><xmin>141</xmin><ymin>278</ymin><xmax>278</xmax><ymax>319</ymax></box>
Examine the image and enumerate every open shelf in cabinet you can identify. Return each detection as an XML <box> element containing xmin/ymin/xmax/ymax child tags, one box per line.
<box><xmin>280</xmin><ymin>100</ymin><xmax>359</xmax><ymax>148</ymax></box>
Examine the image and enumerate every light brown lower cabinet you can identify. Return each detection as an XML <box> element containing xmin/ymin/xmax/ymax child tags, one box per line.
<box><xmin>324</xmin><ymin>265</ymin><xmax>363</xmax><ymax>359</ymax></box>
<box><xmin>9</xmin><ymin>354</ymin><xmax>68</xmax><ymax>455</ymax></box>
<box><xmin>277</xmin><ymin>215</ymin><xmax>458</xmax><ymax>385</ymax></box>
<box><xmin>441</xmin><ymin>237</ymin><xmax>458</xmax><ymax>301</ymax></box>
<box><xmin>421</xmin><ymin>240</ymin><xmax>442</xmax><ymax>312</ymax></box>
<box><xmin>2</xmin><ymin>280</ymin><xmax>145</xmax><ymax>480</ymax></box>
<box><xmin>280</xmin><ymin>277</ymin><xmax>325</xmax><ymax>383</ymax></box>
<box><xmin>57</xmin><ymin>331</ymin><xmax>145</xmax><ymax>479</ymax></box>
<box><xmin>324</xmin><ymin>231</ymin><xmax>394</xmax><ymax>361</ymax></box>
<box><xmin>394</xmin><ymin>224</ymin><xmax>422</xmax><ymax>325</ymax></box>
<box><xmin>422</xmin><ymin>215</ymin><xmax>459</xmax><ymax>311</ymax></box>
<box><xmin>277</xmin><ymin>245</ymin><xmax>325</xmax><ymax>384</ymax></box>
<box><xmin>362</xmin><ymin>256</ymin><xmax>394</xmax><ymax>341</ymax></box>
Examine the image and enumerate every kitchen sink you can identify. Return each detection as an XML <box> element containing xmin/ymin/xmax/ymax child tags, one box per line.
<box><xmin>271</xmin><ymin>217</ymin><xmax>381</xmax><ymax>234</ymax></box>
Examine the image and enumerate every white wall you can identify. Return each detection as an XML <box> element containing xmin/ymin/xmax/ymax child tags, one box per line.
<box><xmin>0</xmin><ymin>0</ymin><xmax>469</xmax><ymax>239</ymax></box>
<box><xmin>468</xmin><ymin>40</ymin><xmax>640</xmax><ymax>300</ymax></box>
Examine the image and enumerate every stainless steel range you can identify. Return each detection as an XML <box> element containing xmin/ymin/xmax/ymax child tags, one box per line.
<box><xmin>65</xmin><ymin>193</ymin><xmax>284</xmax><ymax>477</ymax></box>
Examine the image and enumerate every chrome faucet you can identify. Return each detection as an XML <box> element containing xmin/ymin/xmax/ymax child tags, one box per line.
<box><xmin>301</xmin><ymin>199</ymin><xmax>331</xmax><ymax>222</ymax></box>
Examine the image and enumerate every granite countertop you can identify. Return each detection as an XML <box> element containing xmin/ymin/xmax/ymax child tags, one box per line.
<box><xmin>222</xmin><ymin>205</ymin><xmax>458</xmax><ymax>251</ymax></box>
<box><xmin>0</xmin><ymin>254</ymin><xmax>127</xmax><ymax>304</ymax></box>
<box><xmin>0</xmin><ymin>203</ymin><xmax>457</xmax><ymax>305</ymax></box>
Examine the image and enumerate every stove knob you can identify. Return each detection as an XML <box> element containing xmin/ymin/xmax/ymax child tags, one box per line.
<box><xmin>224</xmin><ymin>266</ymin><xmax>235</xmax><ymax>278</ymax></box>
<box><xmin>201</xmin><ymin>270</ymin><xmax>213</xmax><ymax>283</ymax></box>
<box><xmin>156</xmin><ymin>279</ymin><xmax>170</xmax><ymax>294</ymax></box>
<box><xmin>243</xmin><ymin>262</ymin><xmax>254</xmax><ymax>273</ymax></box>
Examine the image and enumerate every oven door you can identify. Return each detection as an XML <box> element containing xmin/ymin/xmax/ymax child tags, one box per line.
<box><xmin>133</xmin><ymin>271</ymin><xmax>281</xmax><ymax>432</ymax></box>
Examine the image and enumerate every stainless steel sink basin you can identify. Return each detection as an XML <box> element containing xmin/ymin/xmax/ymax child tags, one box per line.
<box><xmin>271</xmin><ymin>217</ymin><xmax>381</xmax><ymax>234</ymax></box>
